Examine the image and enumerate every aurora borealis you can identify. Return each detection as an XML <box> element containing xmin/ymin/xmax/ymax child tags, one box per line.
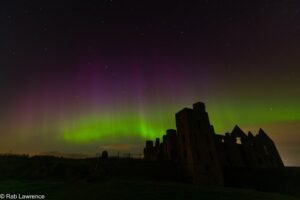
<box><xmin>1</xmin><ymin>0</ymin><xmax>300</xmax><ymax>165</ymax></box>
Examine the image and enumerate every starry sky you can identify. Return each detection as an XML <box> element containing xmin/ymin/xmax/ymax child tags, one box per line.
<box><xmin>1</xmin><ymin>0</ymin><xmax>300</xmax><ymax>165</ymax></box>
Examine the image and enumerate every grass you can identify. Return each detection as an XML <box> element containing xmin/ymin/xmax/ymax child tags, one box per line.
<box><xmin>0</xmin><ymin>155</ymin><xmax>298</xmax><ymax>199</ymax></box>
<box><xmin>0</xmin><ymin>180</ymin><xmax>298</xmax><ymax>200</ymax></box>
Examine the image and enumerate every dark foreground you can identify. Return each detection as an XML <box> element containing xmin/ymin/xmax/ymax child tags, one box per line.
<box><xmin>0</xmin><ymin>180</ymin><xmax>299</xmax><ymax>200</ymax></box>
<box><xmin>0</xmin><ymin>155</ymin><xmax>299</xmax><ymax>199</ymax></box>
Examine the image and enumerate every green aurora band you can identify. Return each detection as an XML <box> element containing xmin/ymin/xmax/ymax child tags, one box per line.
<box><xmin>61</xmin><ymin>99</ymin><xmax>300</xmax><ymax>143</ymax></box>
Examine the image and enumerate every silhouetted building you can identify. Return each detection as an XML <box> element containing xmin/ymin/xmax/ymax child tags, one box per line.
<box><xmin>143</xmin><ymin>102</ymin><xmax>284</xmax><ymax>185</ymax></box>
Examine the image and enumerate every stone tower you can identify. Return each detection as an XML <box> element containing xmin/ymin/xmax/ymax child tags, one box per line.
<box><xmin>175</xmin><ymin>102</ymin><xmax>223</xmax><ymax>185</ymax></box>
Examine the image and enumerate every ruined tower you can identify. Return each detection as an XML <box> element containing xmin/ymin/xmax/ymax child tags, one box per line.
<box><xmin>175</xmin><ymin>102</ymin><xmax>223</xmax><ymax>185</ymax></box>
<box><xmin>143</xmin><ymin>101</ymin><xmax>284</xmax><ymax>185</ymax></box>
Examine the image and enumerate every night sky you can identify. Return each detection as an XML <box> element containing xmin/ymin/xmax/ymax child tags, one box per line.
<box><xmin>1</xmin><ymin>0</ymin><xmax>300</xmax><ymax>165</ymax></box>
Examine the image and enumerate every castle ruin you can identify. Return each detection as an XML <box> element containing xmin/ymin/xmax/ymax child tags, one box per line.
<box><xmin>143</xmin><ymin>102</ymin><xmax>284</xmax><ymax>185</ymax></box>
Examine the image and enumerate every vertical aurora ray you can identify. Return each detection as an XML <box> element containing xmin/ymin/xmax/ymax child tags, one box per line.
<box><xmin>61</xmin><ymin>111</ymin><xmax>173</xmax><ymax>143</ymax></box>
<box><xmin>7</xmin><ymin>63</ymin><xmax>300</xmax><ymax>145</ymax></box>
<box><xmin>58</xmin><ymin>96</ymin><xmax>300</xmax><ymax>144</ymax></box>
